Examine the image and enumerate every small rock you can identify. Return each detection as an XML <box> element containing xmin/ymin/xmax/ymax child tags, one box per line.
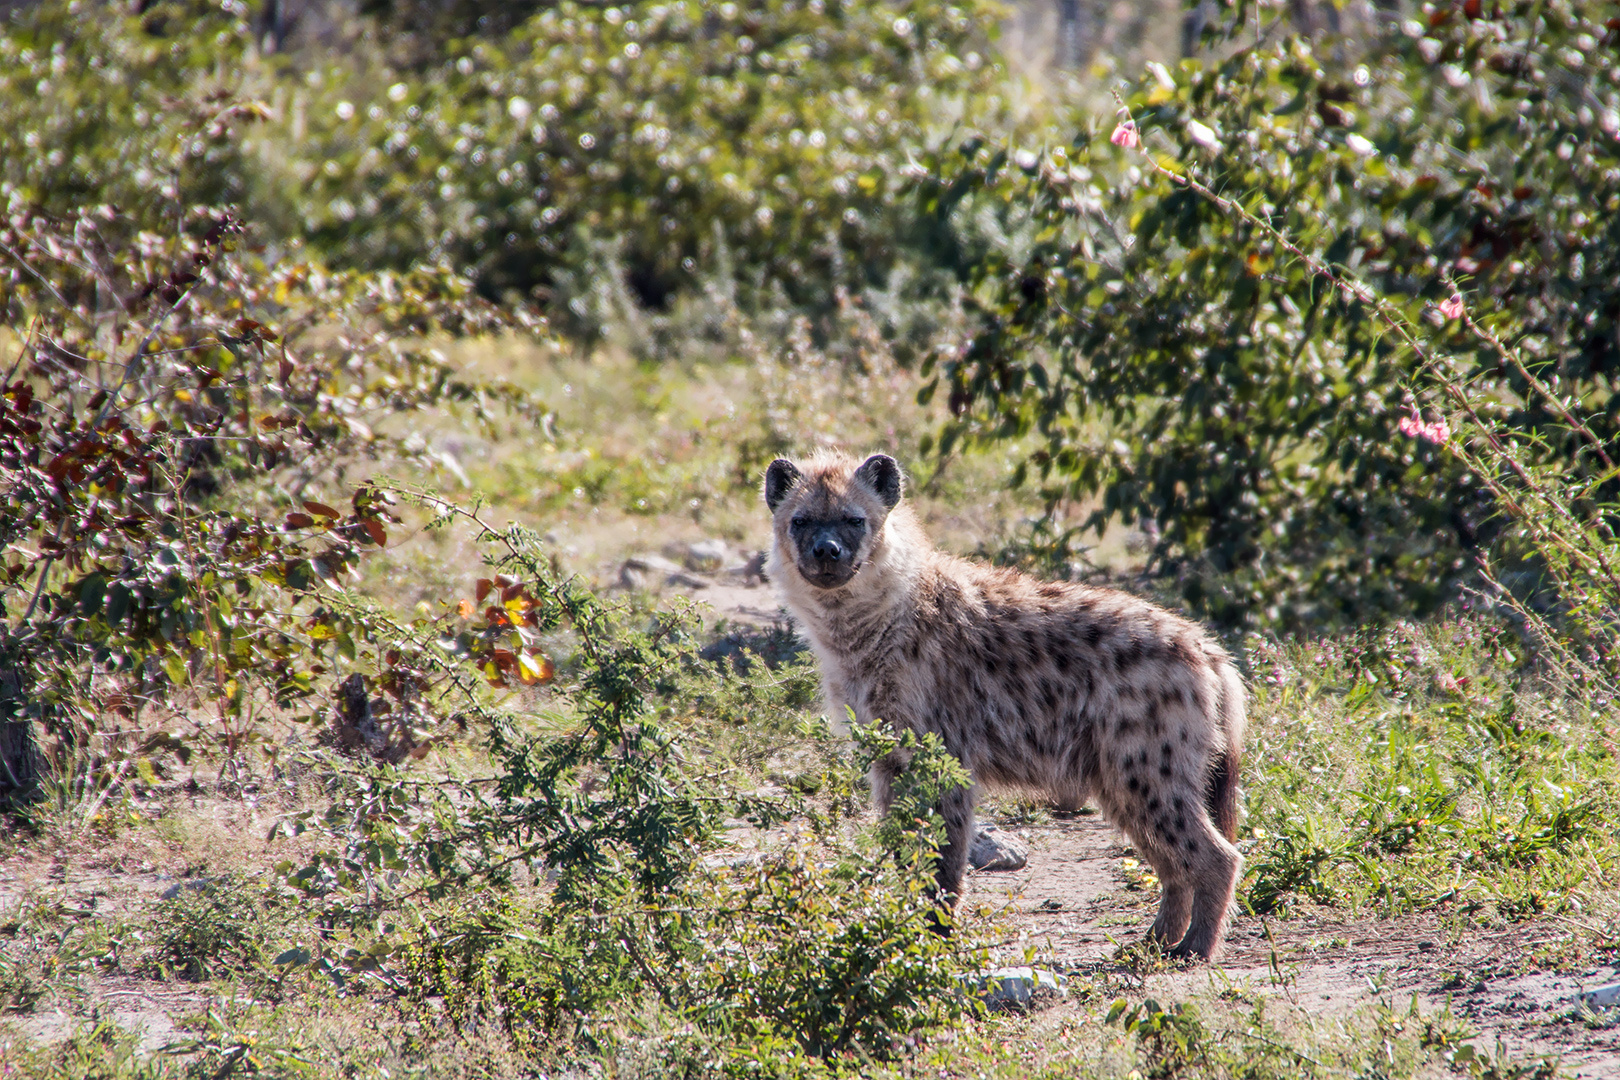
<box><xmin>160</xmin><ymin>878</ymin><xmax>218</xmax><ymax>901</ymax></box>
<box><xmin>701</xmin><ymin>852</ymin><xmax>765</xmax><ymax>872</ymax></box>
<box><xmin>1579</xmin><ymin>981</ymin><xmax>1620</xmax><ymax>1011</ymax></box>
<box><xmin>970</xmin><ymin>823</ymin><xmax>1029</xmax><ymax>872</ymax></box>
<box><xmin>723</xmin><ymin>550</ymin><xmax>769</xmax><ymax>585</ymax></box>
<box><xmin>619</xmin><ymin>553</ymin><xmax>684</xmax><ymax>589</ymax></box>
<box><xmin>685</xmin><ymin>538</ymin><xmax>731</xmax><ymax>572</ymax></box>
<box><xmin>964</xmin><ymin>966</ymin><xmax>1067</xmax><ymax>1011</ymax></box>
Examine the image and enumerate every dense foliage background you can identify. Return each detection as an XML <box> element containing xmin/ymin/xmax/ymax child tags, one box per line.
<box><xmin>930</xmin><ymin>0</ymin><xmax>1620</xmax><ymax>630</ymax></box>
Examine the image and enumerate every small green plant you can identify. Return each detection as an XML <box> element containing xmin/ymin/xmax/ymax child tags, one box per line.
<box><xmin>142</xmin><ymin>875</ymin><xmax>287</xmax><ymax>983</ymax></box>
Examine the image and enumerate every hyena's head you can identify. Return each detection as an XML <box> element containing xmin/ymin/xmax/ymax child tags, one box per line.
<box><xmin>763</xmin><ymin>452</ymin><xmax>902</xmax><ymax>590</ymax></box>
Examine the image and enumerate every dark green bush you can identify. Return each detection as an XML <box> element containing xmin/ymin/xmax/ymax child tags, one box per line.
<box><xmin>0</xmin><ymin>0</ymin><xmax>1006</xmax><ymax>329</ymax></box>
<box><xmin>926</xmin><ymin>0</ymin><xmax>1620</xmax><ymax>628</ymax></box>
<box><xmin>278</xmin><ymin>0</ymin><xmax>1001</xmax><ymax>313</ymax></box>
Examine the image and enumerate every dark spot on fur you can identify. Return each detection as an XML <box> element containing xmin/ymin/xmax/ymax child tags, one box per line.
<box><xmin>1082</xmin><ymin>623</ymin><xmax>1102</xmax><ymax>647</ymax></box>
<box><xmin>1172</xmin><ymin>796</ymin><xmax>1184</xmax><ymax>811</ymax></box>
<box><xmin>1147</xmin><ymin>797</ymin><xmax>1161</xmax><ymax>811</ymax></box>
<box><xmin>1180</xmin><ymin>728</ymin><xmax>1189</xmax><ymax>743</ymax></box>
<box><xmin>1175</xmin><ymin>816</ymin><xmax>1187</xmax><ymax>833</ymax></box>
<box><xmin>1186</xmin><ymin>839</ymin><xmax>1199</xmax><ymax>853</ymax></box>
<box><xmin>1159</xmin><ymin>764</ymin><xmax>1172</xmax><ymax>777</ymax></box>
<box><xmin>1161</xmin><ymin>742</ymin><xmax>1172</xmax><ymax>757</ymax></box>
<box><xmin>1127</xmin><ymin>776</ymin><xmax>1140</xmax><ymax>792</ymax></box>
<box><xmin>1139</xmin><ymin>750</ymin><xmax>1150</xmax><ymax>765</ymax></box>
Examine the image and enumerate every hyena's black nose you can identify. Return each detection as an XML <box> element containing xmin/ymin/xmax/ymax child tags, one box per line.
<box><xmin>812</xmin><ymin>536</ymin><xmax>845</xmax><ymax>562</ymax></box>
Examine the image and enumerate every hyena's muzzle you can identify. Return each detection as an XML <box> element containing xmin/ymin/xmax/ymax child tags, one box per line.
<box><xmin>789</xmin><ymin>515</ymin><xmax>865</xmax><ymax>588</ymax></box>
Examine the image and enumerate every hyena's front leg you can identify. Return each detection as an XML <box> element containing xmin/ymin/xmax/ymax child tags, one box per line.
<box><xmin>933</xmin><ymin>783</ymin><xmax>976</xmax><ymax>907</ymax></box>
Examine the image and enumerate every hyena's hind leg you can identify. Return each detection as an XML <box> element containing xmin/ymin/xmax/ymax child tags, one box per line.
<box><xmin>1132</xmin><ymin>813</ymin><xmax>1239</xmax><ymax>959</ymax></box>
<box><xmin>1145</xmin><ymin>873</ymin><xmax>1195</xmax><ymax>949</ymax></box>
<box><xmin>1169</xmin><ymin>817</ymin><xmax>1240</xmax><ymax>960</ymax></box>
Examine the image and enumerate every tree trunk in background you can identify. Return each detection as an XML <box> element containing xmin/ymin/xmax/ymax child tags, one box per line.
<box><xmin>0</xmin><ymin>637</ymin><xmax>42</xmax><ymax>806</ymax></box>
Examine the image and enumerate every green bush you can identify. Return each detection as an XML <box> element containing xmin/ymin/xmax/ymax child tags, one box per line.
<box><xmin>0</xmin><ymin>0</ymin><xmax>1006</xmax><ymax>330</ymax></box>
<box><xmin>259</xmin><ymin>0</ymin><xmax>1005</xmax><ymax>320</ymax></box>
<box><xmin>926</xmin><ymin>0</ymin><xmax>1620</xmax><ymax>628</ymax></box>
<box><xmin>142</xmin><ymin>876</ymin><xmax>286</xmax><ymax>982</ymax></box>
<box><xmin>270</xmin><ymin>514</ymin><xmax>978</xmax><ymax>1068</ymax></box>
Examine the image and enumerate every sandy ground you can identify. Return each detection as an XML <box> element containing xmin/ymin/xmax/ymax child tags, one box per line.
<box><xmin>965</xmin><ymin>805</ymin><xmax>1620</xmax><ymax>1078</ymax></box>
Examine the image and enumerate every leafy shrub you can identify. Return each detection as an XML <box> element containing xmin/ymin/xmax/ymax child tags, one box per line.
<box><xmin>926</xmin><ymin>0</ymin><xmax>1620</xmax><ymax>628</ymax></box>
<box><xmin>1240</xmin><ymin>622</ymin><xmax>1617</xmax><ymax>917</ymax></box>
<box><xmin>0</xmin><ymin>181</ymin><xmax>544</xmax><ymax>804</ymax></box>
<box><xmin>0</xmin><ymin>0</ymin><xmax>1006</xmax><ymax>329</ymax></box>
<box><xmin>272</xmin><ymin>512</ymin><xmax>978</xmax><ymax>1067</ymax></box>
<box><xmin>259</xmin><ymin>0</ymin><xmax>1005</xmax><ymax>320</ymax></box>
<box><xmin>142</xmin><ymin>876</ymin><xmax>287</xmax><ymax>982</ymax></box>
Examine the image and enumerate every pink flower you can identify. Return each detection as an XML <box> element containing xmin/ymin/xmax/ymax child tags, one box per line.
<box><xmin>1110</xmin><ymin>121</ymin><xmax>1140</xmax><ymax>149</ymax></box>
<box><xmin>1438</xmin><ymin>294</ymin><xmax>1465</xmax><ymax>320</ymax></box>
<box><xmin>1399</xmin><ymin>410</ymin><xmax>1450</xmax><ymax>444</ymax></box>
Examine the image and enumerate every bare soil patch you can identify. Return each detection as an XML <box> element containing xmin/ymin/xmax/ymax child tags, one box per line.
<box><xmin>967</xmin><ymin>813</ymin><xmax>1620</xmax><ymax>1079</ymax></box>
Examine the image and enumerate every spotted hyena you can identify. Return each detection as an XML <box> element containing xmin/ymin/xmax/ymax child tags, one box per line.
<box><xmin>764</xmin><ymin>450</ymin><xmax>1246</xmax><ymax>960</ymax></box>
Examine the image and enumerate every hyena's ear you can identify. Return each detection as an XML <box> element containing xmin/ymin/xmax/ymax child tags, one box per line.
<box><xmin>854</xmin><ymin>454</ymin><xmax>903</xmax><ymax>509</ymax></box>
<box><xmin>764</xmin><ymin>458</ymin><xmax>802</xmax><ymax>511</ymax></box>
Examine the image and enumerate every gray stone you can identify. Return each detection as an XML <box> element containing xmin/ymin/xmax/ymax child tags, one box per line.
<box><xmin>1579</xmin><ymin>981</ymin><xmax>1620</xmax><ymax>1011</ymax></box>
<box><xmin>964</xmin><ymin>966</ymin><xmax>1067</xmax><ymax>1011</ymax></box>
<box><xmin>970</xmin><ymin>823</ymin><xmax>1029</xmax><ymax>872</ymax></box>
<box><xmin>723</xmin><ymin>550</ymin><xmax>769</xmax><ymax>585</ymax></box>
<box><xmin>160</xmin><ymin>878</ymin><xmax>219</xmax><ymax>900</ymax></box>
<box><xmin>619</xmin><ymin>553</ymin><xmax>685</xmax><ymax>589</ymax></box>
<box><xmin>685</xmin><ymin>538</ymin><xmax>731</xmax><ymax>572</ymax></box>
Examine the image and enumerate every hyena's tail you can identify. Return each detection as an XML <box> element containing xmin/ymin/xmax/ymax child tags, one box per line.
<box><xmin>1205</xmin><ymin>661</ymin><xmax>1247</xmax><ymax>843</ymax></box>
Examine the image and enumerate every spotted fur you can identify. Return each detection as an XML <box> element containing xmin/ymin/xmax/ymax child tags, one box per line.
<box><xmin>764</xmin><ymin>450</ymin><xmax>1246</xmax><ymax>960</ymax></box>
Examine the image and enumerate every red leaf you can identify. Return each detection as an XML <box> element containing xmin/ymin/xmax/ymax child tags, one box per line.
<box><xmin>284</xmin><ymin>512</ymin><xmax>315</xmax><ymax>529</ymax></box>
<box><xmin>475</xmin><ymin>578</ymin><xmax>494</xmax><ymax>602</ymax></box>
<box><xmin>362</xmin><ymin>519</ymin><xmax>387</xmax><ymax>546</ymax></box>
<box><xmin>303</xmin><ymin>501</ymin><xmax>340</xmax><ymax>519</ymax></box>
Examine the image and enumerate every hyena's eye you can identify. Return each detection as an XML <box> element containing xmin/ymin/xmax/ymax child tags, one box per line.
<box><xmin>790</xmin><ymin>516</ymin><xmax>808</xmax><ymax>528</ymax></box>
<box><xmin>845</xmin><ymin>516</ymin><xmax>866</xmax><ymax>529</ymax></box>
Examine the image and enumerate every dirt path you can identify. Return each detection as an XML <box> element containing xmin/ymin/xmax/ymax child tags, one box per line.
<box><xmin>966</xmin><ymin>814</ymin><xmax>1620</xmax><ymax>1079</ymax></box>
